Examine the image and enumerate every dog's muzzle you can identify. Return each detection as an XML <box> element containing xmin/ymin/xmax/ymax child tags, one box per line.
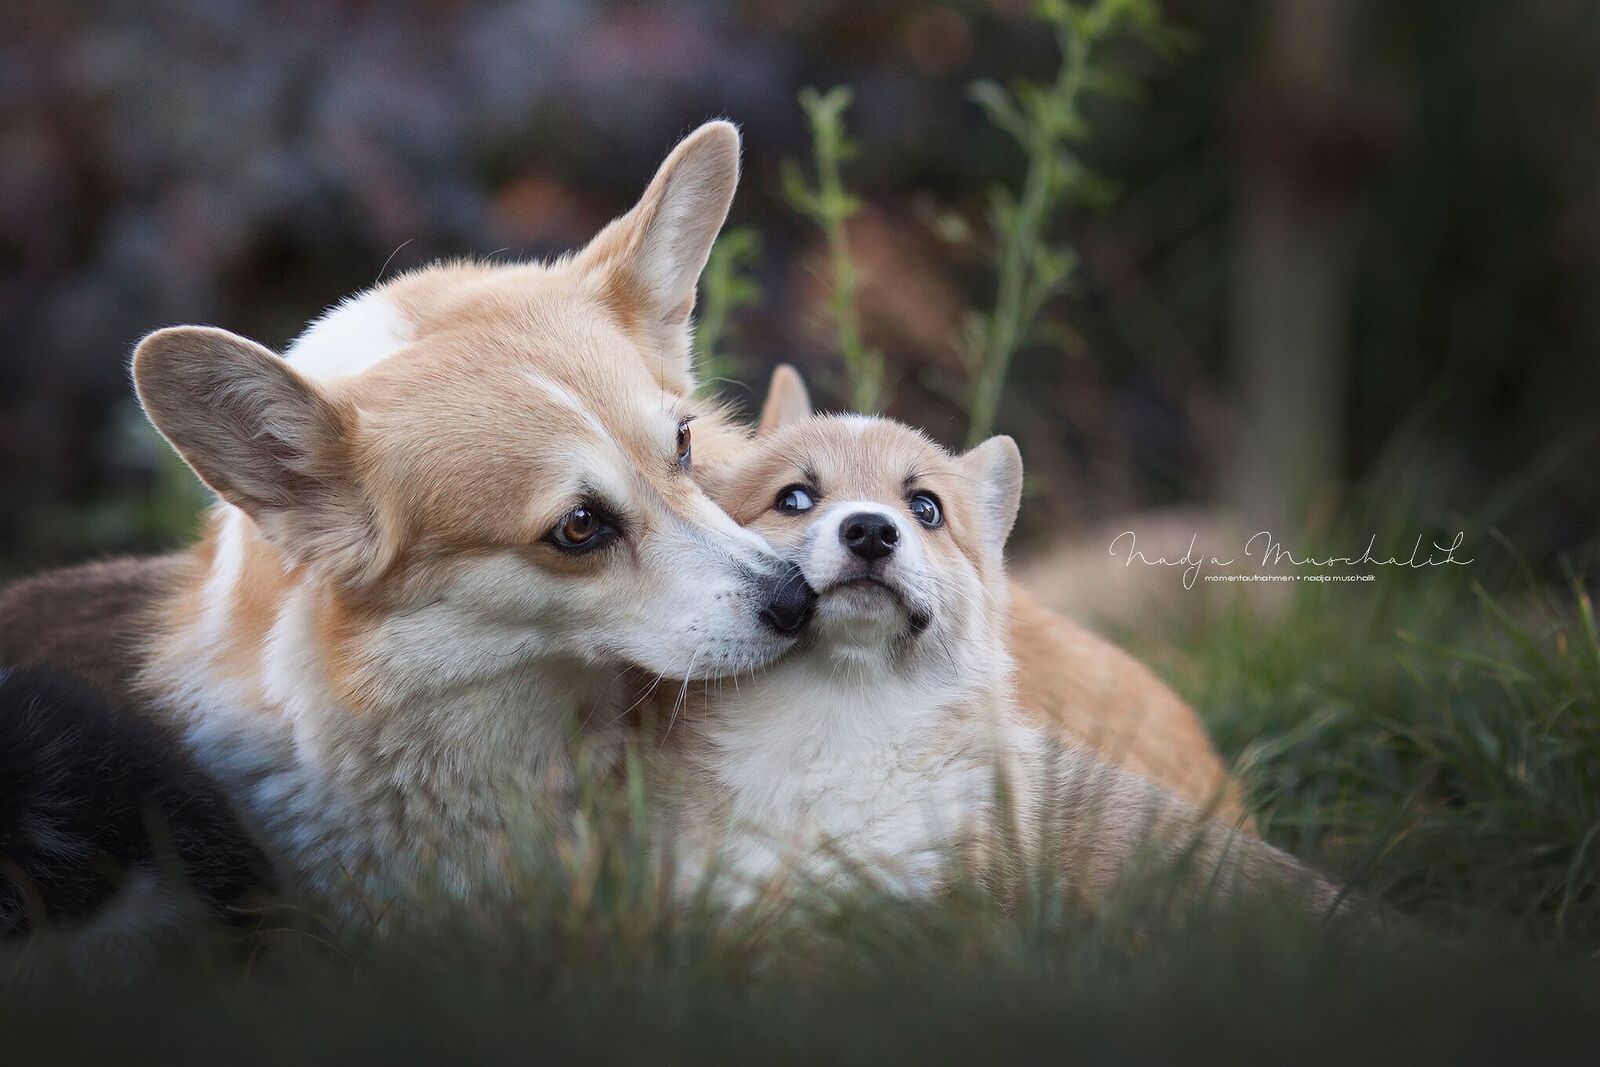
<box><xmin>758</xmin><ymin>560</ymin><xmax>816</xmax><ymax>635</ymax></box>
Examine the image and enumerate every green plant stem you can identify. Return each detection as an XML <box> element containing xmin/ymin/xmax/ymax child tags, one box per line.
<box><xmin>967</xmin><ymin>26</ymin><xmax>1091</xmax><ymax>445</ymax></box>
<box><xmin>786</xmin><ymin>86</ymin><xmax>886</xmax><ymax>412</ymax></box>
<box><xmin>816</xmin><ymin>155</ymin><xmax>882</xmax><ymax>413</ymax></box>
<box><xmin>694</xmin><ymin>226</ymin><xmax>761</xmax><ymax>393</ymax></box>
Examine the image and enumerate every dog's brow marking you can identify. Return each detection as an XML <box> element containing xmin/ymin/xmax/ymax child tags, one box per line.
<box><xmin>521</xmin><ymin>370</ymin><xmax>612</xmax><ymax>441</ymax></box>
<box><xmin>286</xmin><ymin>290</ymin><xmax>414</xmax><ymax>383</ymax></box>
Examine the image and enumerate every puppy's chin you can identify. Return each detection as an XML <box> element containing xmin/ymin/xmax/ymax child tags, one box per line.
<box><xmin>811</xmin><ymin>581</ymin><xmax>916</xmax><ymax>652</ymax></box>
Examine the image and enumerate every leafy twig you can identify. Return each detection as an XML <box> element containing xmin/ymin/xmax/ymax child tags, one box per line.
<box><xmin>962</xmin><ymin>0</ymin><xmax>1172</xmax><ymax>444</ymax></box>
<box><xmin>783</xmin><ymin>86</ymin><xmax>886</xmax><ymax>412</ymax></box>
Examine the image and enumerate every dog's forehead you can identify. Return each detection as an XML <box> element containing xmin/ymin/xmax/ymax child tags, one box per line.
<box><xmin>337</xmin><ymin>295</ymin><xmax>677</xmax><ymax>450</ymax></box>
<box><xmin>368</xmin><ymin>360</ymin><xmax>672</xmax><ymax>480</ymax></box>
<box><xmin>303</xmin><ymin>285</ymin><xmax>690</xmax><ymax>545</ymax></box>
<box><xmin>785</xmin><ymin>417</ymin><xmax>951</xmax><ymax>493</ymax></box>
<box><xmin>297</xmin><ymin>264</ymin><xmax>678</xmax><ymax>437</ymax></box>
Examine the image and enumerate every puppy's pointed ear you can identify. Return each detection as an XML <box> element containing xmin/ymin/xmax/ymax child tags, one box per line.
<box><xmin>133</xmin><ymin>326</ymin><xmax>387</xmax><ymax>582</ymax></box>
<box><xmin>577</xmin><ymin>120</ymin><xmax>741</xmax><ymax>394</ymax></box>
<box><xmin>958</xmin><ymin>435</ymin><xmax>1023</xmax><ymax>550</ymax></box>
<box><xmin>758</xmin><ymin>364</ymin><xmax>813</xmax><ymax>434</ymax></box>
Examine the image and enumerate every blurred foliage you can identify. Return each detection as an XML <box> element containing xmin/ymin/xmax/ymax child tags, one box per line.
<box><xmin>961</xmin><ymin>0</ymin><xmax>1174</xmax><ymax>444</ymax></box>
<box><xmin>0</xmin><ymin>0</ymin><xmax>1595</xmax><ymax>575</ymax></box>
<box><xmin>693</xmin><ymin>225</ymin><xmax>762</xmax><ymax>393</ymax></box>
<box><xmin>1</xmin><ymin>403</ymin><xmax>208</xmax><ymax>583</ymax></box>
<box><xmin>782</xmin><ymin>86</ymin><xmax>887</xmax><ymax>411</ymax></box>
<box><xmin>5</xmin><ymin>861</ymin><xmax>1599</xmax><ymax>1063</ymax></box>
<box><xmin>783</xmin><ymin>0</ymin><xmax>1174</xmax><ymax>433</ymax></box>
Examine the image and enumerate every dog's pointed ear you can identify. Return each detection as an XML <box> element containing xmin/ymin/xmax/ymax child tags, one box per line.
<box><xmin>577</xmin><ymin>120</ymin><xmax>741</xmax><ymax>394</ymax></box>
<box><xmin>759</xmin><ymin>364</ymin><xmax>813</xmax><ymax>434</ymax></box>
<box><xmin>133</xmin><ymin>326</ymin><xmax>388</xmax><ymax>582</ymax></box>
<box><xmin>958</xmin><ymin>435</ymin><xmax>1023</xmax><ymax>550</ymax></box>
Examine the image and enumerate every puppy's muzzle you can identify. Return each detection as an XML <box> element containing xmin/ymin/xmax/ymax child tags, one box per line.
<box><xmin>758</xmin><ymin>561</ymin><xmax>816</xmax><ymax>635</ymax></box>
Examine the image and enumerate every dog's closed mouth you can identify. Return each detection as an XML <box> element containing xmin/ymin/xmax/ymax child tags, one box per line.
<box><xmin>823</xmin><ymin>575</ymin><xmax>899</xmax><ymax>600</ymax></box>
<box><xmin>820</xmin><ymin>576</ymin><xmax>931</xmax><ymax>635</ymax></box>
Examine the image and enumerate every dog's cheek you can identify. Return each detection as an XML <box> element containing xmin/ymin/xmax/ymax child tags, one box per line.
<box><xmin>737</xmin><ymin>515</ymin><xmax>802</xmax><ymax>557</ymax></box>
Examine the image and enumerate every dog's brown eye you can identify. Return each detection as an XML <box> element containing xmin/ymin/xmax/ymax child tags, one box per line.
<box><xmin>549</xmin><ymin>505</ymin><xmax>613</xmax><ymax>552</ymax></box>
<box><xmin>675</xmin><ymin>419</ymin><xmax>692</xmax><ymax>467</ymax></box>
<box><xmin>561</xmin><ymin>507</ymin><xmax>599</xmax><ymax>543</ymax></box>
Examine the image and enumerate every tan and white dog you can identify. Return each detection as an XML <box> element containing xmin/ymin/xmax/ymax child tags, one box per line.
<box><xmin>655</xmin><ymin>411</ymin><xmax>1332</xmax><ymax>911</ymax></box>
<box><xmin>746</xmin><ymin>368</ymin><xmax>1252</xmax><ymax>828</ymax></box>
<box><xmin>3</xmin><ymin>122</ymin><xmax>815</xmax><ymax>926</ymax></box>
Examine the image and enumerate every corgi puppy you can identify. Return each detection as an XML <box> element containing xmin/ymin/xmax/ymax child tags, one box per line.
<box><xmin>2</xmin><ymin>122</ymin><xmax>816</xmax><ymax>928</ymax></box>
<box><xmin>656</xmin><ymin>414</ymin><xmax>1334</xmax><ymax>912</ymax></box>
<box><xmin>749</xmin><ymin>366</ymin><xmax>1251</xmax><ymax>827</ymax></box>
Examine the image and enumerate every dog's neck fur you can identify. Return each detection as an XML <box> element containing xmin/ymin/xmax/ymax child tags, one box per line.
<box><xmin>698</xmin><ymin>598</ymin><xmax>1010</xmax><ymax>790</ymax></box>
<box><xmin>141</xmin><ymin>502</ymin><xmax>626</xmax><ymax>920</ymax></box>
<box><xmin>662</xmin><ymin>574</ymin><xmax>1019</xmax><ymax>898</ymax></box>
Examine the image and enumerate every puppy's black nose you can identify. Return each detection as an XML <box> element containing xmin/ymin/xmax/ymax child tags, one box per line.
<box><xmin>759</xmin><ymin>561</ymin><xmax>815</xmax><ymax>635</ymax></box>
<box><xmin>840</xmin><ymin>511</ymin><xmax>899</xmax><ymax>561</ymax></box>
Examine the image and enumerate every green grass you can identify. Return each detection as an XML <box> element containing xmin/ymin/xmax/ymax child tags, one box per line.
<box><xmin>1135</xmin><ymin>549</ymin><xmax>1600</xmax><ymax>948</ymax></box>
<box><xmin>4</xmin><ymin>534</ymin><xmax>1598</xmax><ymax>1064</ymax></box>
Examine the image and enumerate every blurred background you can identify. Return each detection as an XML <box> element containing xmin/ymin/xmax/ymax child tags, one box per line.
<box><xmin>1</xmin><ymin>0</ymin><xmax>1596</xmax><ymax>593</ymax></box>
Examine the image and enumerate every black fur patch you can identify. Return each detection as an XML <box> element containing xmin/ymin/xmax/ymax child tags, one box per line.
<box><xmin>0</xmin><ymin>667</ymin><xmax>275</xmax><ymax>937</ymax></box>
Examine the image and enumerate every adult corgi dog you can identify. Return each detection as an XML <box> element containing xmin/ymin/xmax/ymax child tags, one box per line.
<box><xmin>656</xmin><ymin>413</ymin><xmax>1334</xmax><ymax>912</ymax></box>
<box><xmin>1</xmin><ymin>122</ymin><xmax>815</xmax><ymax>926</ymax></box>
<box><xmin>749</xmin><ymin>366</ymin><xmax>1251</xmax><ymax>827</ymax></box>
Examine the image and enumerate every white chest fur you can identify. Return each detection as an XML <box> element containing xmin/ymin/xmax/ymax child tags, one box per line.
<box><xmin>678</xmin><ymin>662</ymin><xmax>1014</xmax><ymax>899</ymax></box>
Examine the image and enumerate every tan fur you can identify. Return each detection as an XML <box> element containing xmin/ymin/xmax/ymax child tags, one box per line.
<box><xmin>1007</xmin><ymin>588</ymin><xmax>1250</xmax><ymax>825</ymax></box>
<box><xmin>745</xmin><ymin>366</ymin><xmax>1251</xmax><ymax>827</ymax></box>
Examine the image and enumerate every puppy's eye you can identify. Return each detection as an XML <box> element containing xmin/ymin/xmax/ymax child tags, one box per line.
<box><xmin>775</xmin><ymin>486</ymin><xmax>816</xmax><ymax>514</ymax></box>
<box><xmin>675</xmin><ymin>418</ymin><xmax>693</xmax><ymax>468</ymax></box>
<box><xmin>908</xmin><ymin>492</ymin><xmax>943</xmax><ymax>528</ymax></box>
<box><xmin>548</xmin><ymin>505</ymin><xmax>614</xmax><ymax>552</ymax></box>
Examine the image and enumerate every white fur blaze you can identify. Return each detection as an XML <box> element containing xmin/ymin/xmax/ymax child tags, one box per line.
<box><xmin>285</xmin><ymin>290</ymin><xmax>414</xmax><ymax>384</ymax></box>
<box><xmin>199</xmin><ymin>506</ymin><xmax>247</xmax><ymax>644</ymax></box>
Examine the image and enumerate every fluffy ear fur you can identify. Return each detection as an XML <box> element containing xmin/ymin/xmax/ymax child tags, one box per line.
<box><xmin>958</xmin><ymin>435</ymin><xmax>1024</xmax><ymax>550</ymax></box>
<box><xmin>132</xmin><ymin>326</ymin><xmax>386</xmax><ymax>582</ymax></box>
<box><xmin>758</xmin><ymin>364</ymin><xmax>813</xmax><ymax>434</ymax></box>
<box><xmin>577</xmin><ymin>120</ymin><xmax>742</xmax><ymax>394</ymax></box>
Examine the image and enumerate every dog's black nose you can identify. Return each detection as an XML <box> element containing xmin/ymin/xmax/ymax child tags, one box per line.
<box><xmin>759</xmin><ymin>561</ymin><xmax>816</xmax><ymax>635</ymax></box>
<box><xmin>840</xmin><ymin>511</ymin><xmax>899</xmax><ymax>561</ymax></box>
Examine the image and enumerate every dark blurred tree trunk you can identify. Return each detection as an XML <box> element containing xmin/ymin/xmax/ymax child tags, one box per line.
<box><xmin>1228</xmin><ymin>0</ymin><xmax>1365</xmax><ymax>529</ymax></box>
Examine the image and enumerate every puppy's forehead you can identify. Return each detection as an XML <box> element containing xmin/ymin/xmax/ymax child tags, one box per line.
<box><xmin>773</xmin><ymin>417</ymin><xmax>950</xmax><ymax>490</ymax></box>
